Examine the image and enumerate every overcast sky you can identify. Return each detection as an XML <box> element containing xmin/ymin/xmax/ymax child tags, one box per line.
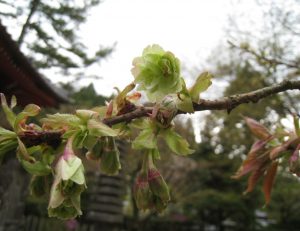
<box><xmin>78</xmin><ymin>0</ymin><xmax>241</xmax><ymax>96</ymax></box>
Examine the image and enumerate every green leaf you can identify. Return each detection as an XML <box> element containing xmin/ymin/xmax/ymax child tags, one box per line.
<box><xmin>60</xmin><ymin>156</ymin><xmax>84</xmax><ymax>182</ymax></box>
<box><xmin>21</xmin><ymin>160</ymin><xmax>52</xmax><ymax>176</ymax></box>
<box><xmin>87</xmin><ymin>119</ymin><xmax>118</xmax><ymax>137</ymax></box>
<box><xmin>69</xmin><ymin>164</ymin><xmax>85</xmax><ymax>185</ymax></box>
<box><xmin>41</xmin><ymin>113</ymin><xmax>81</xmax><ymax>129</ymax></box>
<box><xmin>0</xmin><ymin>139</ymin><xmax>18</xmax><ymax>163</ymax></box>
<box><xmin>0</xmin><ymin>127</ymin><xmax>17</xmax><ymax>141</ymax></box>
<box><xmin>73</xmin><ymin>130</ymin><xmax>88</xmax><ymax>148</ymax></box>
<box><xmin>176</xmin><ymin>95</ymin><xmax>194</xmax><ymax>113</ymax></box>
<box><xmin>189</xmin><ymin>72</ymin><xmax>212</xmax><ymax>102</ymax></box>
<box><xmin>10</xmin><ymin>95</ymin><xmax>17</xmax><ymax>109</ymax></box>
<box><xmin>129</xmin><ymin>118</ymin><xmax>149</xmax><ymax>129</ymax></box>
<box><xmin>19</xmin><ymin>104</ymin><xmax>40</xmax><ymax>117</ymax></box>
<box><xmin>176</xmin><ymin>78</ymin><xmax>194</xmax><ymax>113</ymax></box>
<box><xmin>161</xmin><ymin>128</ymin><xmax>194</xmax><ymax>155</ymax></box>
<box><xmin>115</xmin><ymin>82</ymin><xmax>136</xmax><ymax>107</ymax></box>
<box><xmin>27</xmin><ymin>145</ymin><xmax>43</xmax><ymax>155</ymax></box>
<box><xmin>132</xmin><ymin>129</ymin><xmax>157</xmax><ymax>150</ymax></box>
<box><xmin>0</xmin><ymin>93</ymin><xmax>16</xmax><ymax>128</ymax></box>
<box><xmin>42</xmin><ymin>151</ymin><xmax>55</xmax><ymax>165</ymax></box>
<box><xmin>14</xmin><ymin>104</ymin><xmax>41</xmax><ymax>132</ymax></box>
<box><xmin>149</xmin><ymin>148</ymin><xmax>161</xmax><ymax>160</ymax></box>
<box><xmin>17</xmin><ymin>138</ymin><xmax>35</xmax><ymax>162</ymax></box>
<box><xmin>75</xmin><ymin>109</ymin><xmax>98</xmax><ymax>122</ymax></box>
<box><xmin>83</xmin><ymin>135</ymin><xmax>98</xmax><ymax>150</ymax></box>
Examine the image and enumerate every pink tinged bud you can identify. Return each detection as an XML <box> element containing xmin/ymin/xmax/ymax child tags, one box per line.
<box><xmin>63</xmin><ymin>138</ymin><xmax>75</xmax><ymax>161</ymax></box>
<box><xmin>48</xmin><ymin>168</ymin><xmax>84</xmax><ymax>219</ymax></box>
<box><xmin>133</xmin><ymin>173</ymin><xmax>153</xmax><ymax>210</ymax></box>
<box><xmin>48</xmin><ymin>138</ymin><xmax>86</xmax><ymax>219</ymax></box>
<box><xmin>148</xmin><ymin>168</ymin><xmax>170</xmax><ymax>203</ymax></box>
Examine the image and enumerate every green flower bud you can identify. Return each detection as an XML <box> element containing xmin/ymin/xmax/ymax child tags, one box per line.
<box><xmin>133</xmin><ymin>151</ymin><xmax>170</xmax><ymax>213</ymax></box>
<box><xmin>131</xmin><ymin>44</ymin><xmax>182</xmax><ymax>102</ymax></box>
<box><xmin>133</xmin><ymin>172</ymin><xmax>153</xmax><ymax>210</ymax></box>
<box><xmin>148</xmin><ymin>168</ymin><xmax>170</xmax><ymax>203</ymax></box>
<box><xmin>48</xmin><ymin>138</ymin><xmax>86</xmax><ymax>219</ymax></box>
<box><xmin>155</xmin><ymin>95</ymin><xmax>178</xmax><ymax>128</ymax></box>
<box><xmin>100</xmin><ymin>137</ymin><xmax>121</xmax><ymax>175</ymax></box>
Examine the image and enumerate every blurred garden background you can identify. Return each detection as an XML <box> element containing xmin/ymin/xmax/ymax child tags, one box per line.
<box><xmin>0</xmin><ymin>0</ymin><xmax>300</xmax><ymax>230</ymax></box>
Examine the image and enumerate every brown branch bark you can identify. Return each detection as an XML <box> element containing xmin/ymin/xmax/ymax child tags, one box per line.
<box><xmin>20</xmin><ymin>79</ymin><xmax>300</xmax><ymax>147</ymax></box>
<box><xmin>193</xmin><ymin>79</ymin><xmax>300</xmax><ymax>113</ymax></box>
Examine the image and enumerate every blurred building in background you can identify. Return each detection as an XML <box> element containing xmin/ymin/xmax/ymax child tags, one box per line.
<box><xmin>0</xmin><ymin>20</ymin><xmax>69</xmax><ymax>107</ymax></box>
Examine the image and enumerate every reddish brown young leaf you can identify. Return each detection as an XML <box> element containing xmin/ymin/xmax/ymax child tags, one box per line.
<box><xmin>249</xmin><ymin>138</ymin><xmax>273</xmax><ymax>156</ymax></box>
<box><xmin>263</xmin><ymin>161</ymin><xmax>278</xmax><ymax>205</ymax></box>
<box><xmin>232</xmin><ymin>141</ymin><xmax>270</xmax><ymax>179</ymax></box>
<box><xmin>269</xmin><ymin>145</ymin><xmax>287</xmax><ymax>160</ymax></box>
<box><xmin>232</xmin><ymin>158</ymin><xmax>259</xmax><ymax>179</ymax></box>
<box><xmin>244</xmin><ymin>117</ymin><xmax>271</xmax><ymax>140</ymax></box>
<box><xmin>244</xmin><ymin>160</ymin><xmax>269</xmax><ymax>194</ymax></box>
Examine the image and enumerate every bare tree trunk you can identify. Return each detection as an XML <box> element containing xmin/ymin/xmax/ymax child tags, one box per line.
<box><xmin>17</xmin><ymin>0</ymin><xmax>40</xmax><ymax>47</ymax></box>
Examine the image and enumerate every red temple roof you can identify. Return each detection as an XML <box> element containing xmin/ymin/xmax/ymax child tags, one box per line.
<box><xmin>0</xmin><ymin>21</ymin><xmax>69</xmax><ymax>107</ymax></box>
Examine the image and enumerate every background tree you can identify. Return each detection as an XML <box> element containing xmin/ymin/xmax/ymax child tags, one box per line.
<box><xmin>0</xmin><ymin>0</ymin><xmax>113</xmax><ymax>78</ymax></box>
<box><xmin>226</xmin><ymin>0</ymin><xmax>300</xmax><ymax>112</ymax></box>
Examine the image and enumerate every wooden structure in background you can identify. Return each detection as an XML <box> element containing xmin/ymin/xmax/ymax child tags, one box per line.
<box><xmin>0</xmin><ymin>20</ymin><xmax>68</xmax><ymax>107</ymax></box>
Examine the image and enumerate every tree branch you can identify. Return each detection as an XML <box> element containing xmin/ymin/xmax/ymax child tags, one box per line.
<box><xmin>229</xmin><ymin>41</ymin><xmax>300</xmax><ymax>69</ymax></box>
<box><xmin>20</xmin><ymin>79</ymin><xmax>300</xmax><ymax>147</ymax></box>
<box><xmin>193</xmin><ymin>79</ymin><xmax>300</xmax><ymax>113</ymax></box>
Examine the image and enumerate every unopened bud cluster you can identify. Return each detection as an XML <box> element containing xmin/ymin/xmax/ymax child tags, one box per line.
<box><xmin>134</xmin><ymin>152</ymin><xmax>170</xmax><ymax>212</ymax></box>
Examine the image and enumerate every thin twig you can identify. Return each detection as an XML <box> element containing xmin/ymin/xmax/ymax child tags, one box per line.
<box><xmin>229</xmin><ymin>41</ymin><xmax>299</xmax><ymax>69</ymax></box>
